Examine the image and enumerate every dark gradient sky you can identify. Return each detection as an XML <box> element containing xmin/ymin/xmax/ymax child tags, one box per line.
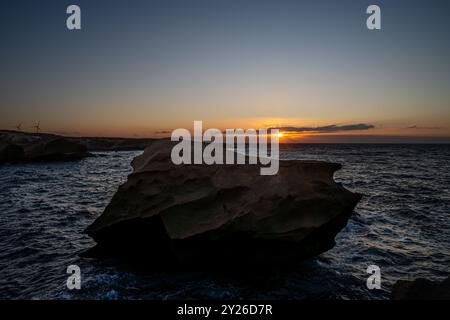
<box><xmin>1</xmin><ymin>0</ymin><xmax>449</xmax><ymax>142</ymax></box>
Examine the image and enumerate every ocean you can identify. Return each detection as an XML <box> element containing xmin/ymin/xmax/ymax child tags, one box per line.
<box><xmin>0</xmin><ymin>144</ymin><xmax>449</xmax><ymax>299</ymax></box>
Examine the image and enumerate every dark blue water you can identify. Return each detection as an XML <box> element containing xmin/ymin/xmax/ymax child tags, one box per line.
<box><xmin>1</xmin><ymin>145</ymin><xmax>449</xmax><ymax>299</ymax></box>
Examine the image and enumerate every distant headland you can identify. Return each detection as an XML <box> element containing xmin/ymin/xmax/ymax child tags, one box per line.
<box><xmin>0</xmin><ymin>130</ymin><xmax>156</xmax><ymax>163</ymax></box>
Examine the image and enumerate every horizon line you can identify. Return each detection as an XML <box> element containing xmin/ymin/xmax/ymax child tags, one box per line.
<box><xmin>2</xmin><ymin>129</ymin><xmax>450</xmax><ymax>145</ymax></box>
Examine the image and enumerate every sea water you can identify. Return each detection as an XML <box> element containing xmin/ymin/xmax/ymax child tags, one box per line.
<box><xmin>0</xmin><ymin>144</ymin><xmax>449</xmax><ymax>299</ymax></box>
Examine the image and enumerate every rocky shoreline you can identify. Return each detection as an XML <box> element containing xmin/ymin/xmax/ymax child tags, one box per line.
<box><xmin>391</xmin><ymin>277</ymin><xmax>450</xmax><ymax>300</ymax></box>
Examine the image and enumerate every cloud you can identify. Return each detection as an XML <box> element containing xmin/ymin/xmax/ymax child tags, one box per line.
<box><xmin>270</xmin><ymin>123</ymin><xmax>375</xmax><ymax>133</ymax></box>
<box><xmin>406</xmin><ymin>125</ymin><xmax>441</xmax><ymax>130</ymax></box>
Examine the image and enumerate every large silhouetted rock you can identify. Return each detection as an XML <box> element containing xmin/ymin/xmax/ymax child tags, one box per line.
<box><xmin>84</xmin><ymin>140</ymin><xmax>362</xmax><ymax>268</ymax></box>
<box><xmin>391</xmin><ymin>277</ymin><xmax>450</xmax><ymax>300</ymax></box>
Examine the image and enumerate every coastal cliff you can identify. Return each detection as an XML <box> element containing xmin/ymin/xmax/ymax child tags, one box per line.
<box><xmin>0</xmin><ymin>130</ymin><xmax>154</xmax><ymax>163</ymax></box>
<box><xmin>84</xmin><ymin>140</ymin><xmax>362</xmax><ymax>268</ymax></box>
<box><xmin>0</xmin><ymin>137</ymin><xmax>90</xmax><ymax>163</ymax></box>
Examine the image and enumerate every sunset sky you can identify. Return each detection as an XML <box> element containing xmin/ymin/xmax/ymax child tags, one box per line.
<box><xmin>1</xmin><ymin>0</ymin><xmax>449</xmax><ymax>142</ymax></box>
